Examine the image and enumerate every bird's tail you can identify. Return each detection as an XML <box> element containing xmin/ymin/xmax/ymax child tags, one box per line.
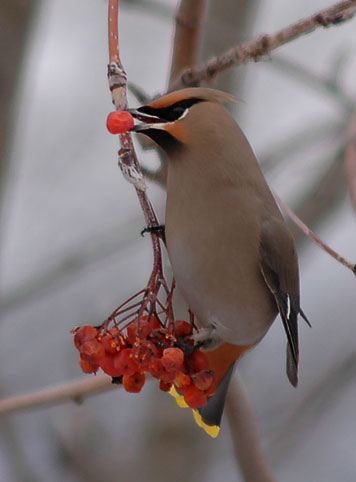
<box><xmin>169</xmin><ymin>342</ymin><xmax>253</xmax><ymax>437</ymax></box>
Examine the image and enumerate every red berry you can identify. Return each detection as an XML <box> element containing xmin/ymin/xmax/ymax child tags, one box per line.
<box><xmin>99</xmin><ymin>353</ymin><xmax>123</xmax><ymax>377</ymax></box>
<box><xmin>131</xmin><ymin>340</ymin><xmax>158</xmax><ymax>369</ymax></box>
<box><xmin>174</xmin><ymin>371</ymin><xmax>191</xmax><ymax>389</ymax></box>
<box><xmin>79</xmin><ymin>359</ymin><xmax>99</xmax><ymax>374</ymax></box>
<box><xmin>106</xmin><ymin>111</ymin><xmax>134</xmax><ymax>134</ymax></box>
<box><xmin>100</xmin><ymin>333</ymin><xmax>120</xmax><ymax>355</ymax></box>
<box><xmin>123</xmin><ymin>372</ymin><xmax>146</xmax><ymax>393</ymax></box>
<box><xmin>113</xmin><ymin>348</ymin><xmax>139</xmax><ymax>376</ymax></box>
<box><xmin>161</xmin><ymin>347</ymin><xmax>184</xmax><ymax>371</ymax></box>
<box><xmin>192</xmin><ymin>370</ymin><xmax>214</xmax><ymax>391</ymax></box>
<box><xmin>159</xmin><ymin>380</ymin><xmax>172</xmax><ymax>392</ymax></box>
<box><xmin>174</xmin><ymin>320</ymin><xmax>193</xmax><ymax>337</ymax></box>
<box><xmin>79</xmin><ymin>339</ymin><xmax>105</xmax><ymax>364</ymax></box>
<box><xmin>183</xmin><ymin>384</ymin><xmax>208</xmax><ymax>408</ymax></box>
<box><xmin>126</xmin><ymin>320</ymin><xmax>152</xmax><ymax>344</ymax></box>
<box><xmin>73</xmin><ymin>325</ymin><xmax>98</xmax><ymax>349</ymax></box>
<box><xmin>188</xmin><ymin>350</ymin><xmax>210</xmax><ymax>372</ymax></box>
<box><xmin>147</xmin><ymin>358</ymin><xmax>164</xmax><ymax>378</ymax></box>
<box><xmin>159</xmin><ymin>368</ymin><xmax>177</xmax><ymax>384</ymax></box>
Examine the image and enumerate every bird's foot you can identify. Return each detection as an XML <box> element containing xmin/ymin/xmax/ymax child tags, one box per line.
<box><xmin>141</xmin><ymin>224</ymin><xmax>166</xmax><ymax>242</ymax></box>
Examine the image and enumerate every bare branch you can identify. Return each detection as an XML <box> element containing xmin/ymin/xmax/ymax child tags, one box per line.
<box><xmin>170</xmin><ymin>0</ymin><xmax>356</xmax><ymax>90</ymax></box>
<box><xmin>226</xmin><ymin>374</ymin><xmax>277</xmax><ymax>482</ymax></box>
<box><xmin>108</xmin><ymin>1</ymin><xmax>159</xmax><ymax>227</ymax></box>
<box><xmin>0</xmin><ymin>376</ymin><xmax>114</xmax><ymax>416</ymax></box>
<box><xmin>344</xmin><ymin>113</ymin><xmax>356</xmax><ymax>211</ymax></box>
<box><xmin>275</xmin><ymin>193</ymin><xmax>356</xmax><ymax>274</ymax></box>
<box><xmin>108</xmin><ymin>0</ymin><xmax>165</xmax><ymax>290</ymax></box>
<box><xmin>168</xmin><ymin>0</ymin><xmax>207</xmax><ymax>86</ymax></box>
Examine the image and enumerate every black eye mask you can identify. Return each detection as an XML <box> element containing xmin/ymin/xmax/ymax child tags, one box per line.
<box><xmin>137</xmin><ymin>97</ymin><xmax>203</xmax><ymax>122</ymax></box>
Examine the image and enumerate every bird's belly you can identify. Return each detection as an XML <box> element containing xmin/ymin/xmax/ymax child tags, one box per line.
<box><xmin>166</xmin><ymin>230</ymin><xmax>277</xmax><ymax>346</ymax></box>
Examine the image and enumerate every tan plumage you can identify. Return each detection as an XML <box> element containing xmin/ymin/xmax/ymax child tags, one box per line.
<box><xmin>128</xmin><ymin>88</ymin><xmax>305</xmax><ymax>433</ymax></box>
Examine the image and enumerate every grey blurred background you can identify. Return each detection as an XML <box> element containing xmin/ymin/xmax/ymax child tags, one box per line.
<box><xmin>1</xmin><ymin>0</ymin><xmax>356</xmax><ymax>481</ymax></box>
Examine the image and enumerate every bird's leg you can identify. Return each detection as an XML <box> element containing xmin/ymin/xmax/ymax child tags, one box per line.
<box><xmin>141</xmin><ymin>224</ymin><xmax>166</xmax><ymax>242</ymax></box>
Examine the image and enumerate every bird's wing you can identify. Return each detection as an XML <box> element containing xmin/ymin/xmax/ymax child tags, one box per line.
<box><xmin>259</xmin><ymin>218</ymin><xmax>300</xmax><ymax>386</ymax></box>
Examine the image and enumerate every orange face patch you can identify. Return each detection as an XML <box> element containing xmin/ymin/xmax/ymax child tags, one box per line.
<box><xmin>162</xmin><ymin>120</ymin><xmax>190</xmax><ymax>145</ymax></box>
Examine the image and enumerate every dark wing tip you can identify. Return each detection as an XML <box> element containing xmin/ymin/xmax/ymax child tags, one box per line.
<box><xmin>300</xmin><ymin>308</ymin><xmax>312</xmax><ymax>328</ymax></box>
<box><xmin>286</xmin><ymin>344</ymin><xmax>298</xmax><ymax>387</ymax></box>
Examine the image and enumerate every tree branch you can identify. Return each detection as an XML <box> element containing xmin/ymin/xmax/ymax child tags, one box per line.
<box><xmin>168</xmin><ymin>0</ymin><xmax>207</xmax><ymax>86</ymax></box>
<box><xmin>108</xmin><ymin>0</ymin><xmax>160</xmax><ymax>233</ymax></box>
<box><xmin>344</xmin><ymin>113</ymin><xmax>356</xmax><ymax>211</ymax></box>
<box><xmin>226</xmin><ymin>374</ymin><xmax>277</xmax><ymax>482</ymax></box>
<box><xmin>275</xmin><ymin>193</ymin><xmax>356</xmax><ymax>274</ymax></box>
<box><xmin>108</xmin><ymin>0</ymin><xmax>170</xmax><ymax>303</ymax></box>
<box><xmin>170</xmin><ymin>0</ymin><xmax>356</xmax><ymax>90</ymax></box>
<box><xmin>0</xmin><ymin>376</ymin><xmax>114</xmax><ymax>416</ymax></box>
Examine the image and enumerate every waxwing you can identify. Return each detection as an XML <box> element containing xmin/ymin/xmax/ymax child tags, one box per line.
<box><xmin>127</xmin><ymin>88</ymin><xmax>308</xmax><ymax>437</ymax></box>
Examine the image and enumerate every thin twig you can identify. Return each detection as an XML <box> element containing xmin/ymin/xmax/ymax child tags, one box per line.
<box><xmin>344</xmin><ymin>113</ymin><xmax>356</xmax><ymax>211</ymax></box>
<box><xmin>170</xmin><ymin>0</ymin><xmax>356</xmax><ymax>90</ymax></box>
<box><xmin>275</xmin><ymin>193</ymin><xmax>356</xmax><ymax>274</ymax></box>
<box><xmin>0</xmin><ymin>376</ymin><xmax>114</xmax><ymax>416</ymax></box>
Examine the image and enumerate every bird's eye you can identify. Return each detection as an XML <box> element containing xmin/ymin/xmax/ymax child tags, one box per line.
<box><xmin>172</xmin><ymin>106</ymin><xmax>186</xmax><ymax>119</ymax></box>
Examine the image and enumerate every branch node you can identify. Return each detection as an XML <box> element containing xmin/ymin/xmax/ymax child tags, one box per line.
<box><xmin>72</xmin><ymin>395</ymin><xmax>84</xmax><ymax>405</ymax></box>
<box><xmin>206</xmin><ymin>56</ymin><xmax>219</xmax><ymax>79</ymax></box>
<box><xmin>107</xmin><ymin>61</ymin><xmax>127</xmax><ymax>91</ymax></box>
<box><xmin>118</xmin><ymin>148</ymin><xmax>147</xmax><ymax>191</ymax></box>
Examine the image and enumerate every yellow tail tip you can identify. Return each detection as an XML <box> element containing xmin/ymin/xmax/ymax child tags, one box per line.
<box><xmin>193</xmin><ymin>410</ymin><xmax>220</xmax><ymax>438</ymax></box>
<box><xmin>168</xmin><ymin>386</ymin><xmax>220</xmax><ymax>437</ymax></box>
<box><xmin>169</xmin><ymin>386</ymin><xmax>189</xmax><ymax>408</ymax></box>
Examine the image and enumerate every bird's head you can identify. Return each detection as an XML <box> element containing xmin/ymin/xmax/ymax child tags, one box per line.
<box><xmin>127</xmin><ymin>88</ymin><xmax>237</xmax><ymax>154</ymax></box>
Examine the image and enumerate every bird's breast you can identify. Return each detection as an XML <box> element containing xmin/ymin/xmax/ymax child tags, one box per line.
<box><xmin>165</xmin><ymin>179</ymin><xmax>278</xmax><ymax>346</ymax></box>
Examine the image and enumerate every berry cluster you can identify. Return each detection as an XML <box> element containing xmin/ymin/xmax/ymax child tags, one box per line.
<box><xmin>72</xmin><ymin>316</ymin><xmax>216</xmax><ymax>408</ymax></box>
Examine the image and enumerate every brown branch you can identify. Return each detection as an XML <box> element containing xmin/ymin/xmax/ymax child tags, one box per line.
<box><xmin>168</xmin><ymin>0</ymin><xmax>207</xmax><ymax>86</ymax></box>
<box><xmin>108</xmin><ymin>0</ymin><xmax>158</xmax><ymax>228</ymax></box>
<box><xmin>275</xmin><ymin>193</ymin><xmax>356</xmax><ymax>274</ymax></box>
<box><xmin>108</xmin><ymin>0</ymin><xmax>165</xmax><ymax>293</ymax></box>
<box><xmin>344</xmin><ymin>113</ymin><xmax>356</xmax><ymax>211</ymax></box>
<box><xmin>226</xmin><ymin>374</ymin><xmax>277</xmax><ymax>482</ymax></box>
<box><xmin>0</xmin><ymin>375</ymin><xmax>114</xmax><ymax>416</ymax></box>
<box><xmin>170</xmin><ymin>0</ymin><xmax>356</xmax><ymax>90</ymax></box>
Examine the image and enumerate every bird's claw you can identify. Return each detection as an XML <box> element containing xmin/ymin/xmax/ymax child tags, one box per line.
<box><xmin>141</xmin><ymin>224</ymin><xmax>166</xmax><ymax>242</ymax></box>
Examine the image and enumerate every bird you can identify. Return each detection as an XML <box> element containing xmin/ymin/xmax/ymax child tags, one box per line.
<box><xmin>126</xmin><ymin>87</ymin><xmax>308</xmax><ymax>437</ymax></box>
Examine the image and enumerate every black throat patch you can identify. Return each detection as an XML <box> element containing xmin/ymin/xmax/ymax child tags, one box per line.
<box><xmin>142</xmin><ymin>128</ymin><xmax>184</xmax><ymax>155</ymax></box>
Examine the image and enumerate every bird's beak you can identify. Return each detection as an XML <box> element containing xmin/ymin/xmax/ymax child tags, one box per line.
<box><xmin>126</xmin><ymin>108</ymin><xmax>167</xmax><ymax>132</ymax></box>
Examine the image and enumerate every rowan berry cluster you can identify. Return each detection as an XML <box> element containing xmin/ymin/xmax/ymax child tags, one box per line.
<box><xmin>72</xmin><ymin>316</ymin><xmax>216</xmax><ymax>408</ymax></box>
